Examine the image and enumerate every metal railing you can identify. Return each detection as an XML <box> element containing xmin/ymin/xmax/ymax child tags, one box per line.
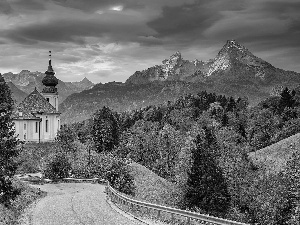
<box><xmin>105</xmin><ymin>181</ymin><xmax>248</xmax><ymax>225</ymax></box>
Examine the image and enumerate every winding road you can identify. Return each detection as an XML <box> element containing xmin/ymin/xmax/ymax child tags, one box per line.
<box><xmin>25</xmin><ymin>183</ymin><xmax>144</xmax><ymax>225</ymax></box>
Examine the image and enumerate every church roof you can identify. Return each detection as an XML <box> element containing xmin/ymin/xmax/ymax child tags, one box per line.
<box><xmin>12</xmin><ymin>88</ymin><xmax>59</xmax><ymax>120</ymax></box>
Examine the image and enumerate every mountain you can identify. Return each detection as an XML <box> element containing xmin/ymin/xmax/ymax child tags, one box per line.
<box><xmin>6</xmin><ymin>81</ymin><xmax>28</xmax><ymax>103</ymax></box>
<box><xmin>3</xmin><ymin>71</ymin><xmax>94</xmax><ymax>104</ymax></box>
<box><xmin>59</xmin><ymin>40</ymin><xmax>300</xmax><ymax>124</ymax></box>
<box><xmin>126</xmin><ymin>40</ymin><xmax>300</xmax><ymax>85</ymax></box>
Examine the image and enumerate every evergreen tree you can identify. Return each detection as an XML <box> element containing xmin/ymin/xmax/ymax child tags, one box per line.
<box><xmin>184</xmin><ymin>127</ymin><xmax>230</xmax><ymax>215</ymax></box>
<box><xmin>0</xmin><ymin>74</ymin><xmax>20</xmax><ymax>205</ymax></box>
<box><xmin>279</xmin><ymin>87</ymin><xmax>295</xmax><ymax>111</ymax></box>
<box><xmin>91</xmin><ymin>106</ymin><xmax>119</xmax><ymax>153</ymax></box>
<box><xmin>226</xmin><ymin>97</ymin><xmax>236</xmax><ymax>112</ymax></box>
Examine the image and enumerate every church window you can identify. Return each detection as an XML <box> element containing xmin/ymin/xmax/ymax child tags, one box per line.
<box><xmin>24</xmin><ymin>134</ymin><xmax>26</xmax><ymax>140</ymax></box>
<box><xmin>46</xmin><ymin>120</ymin><xmax>49</xmax><ymax>132</ymax></box>
<box><xmin>24</xmin><ymin>123</ymin><xmax>26</xmax><ymax>130</ymax></box>
<box><xmin>35</xmin><ymin>122</ymin><xmax>39</xmax><ymax>133</ymax></box>
<box><xmin>55</xmin><ymin>98</ymin><xmax>57</xmax><ymax>108</ymax></box>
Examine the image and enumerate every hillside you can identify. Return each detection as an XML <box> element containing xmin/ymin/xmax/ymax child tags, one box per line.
<box><xmin>128</xmin><ymin>162</ymin><xmax>181</xmax><ymax>207</ymax></box>
<box><xmin>248</xmin><ymin>133</ymin><xmax>300</xmax><ymax>175</ymax></box>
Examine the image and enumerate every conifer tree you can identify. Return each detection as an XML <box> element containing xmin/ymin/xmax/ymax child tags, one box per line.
<box><xmin>0</xmin><ymin>74</ymin><xmax>20</xmax><ymax>205</ymax></box>
<box><xmin>279</xmin><ymin>87</ymin><xmax>295</xmax><ymax>111</ymax></box>
<box><xmin>91</xmin><ymin>106</ymin><xmax>119</xmax><ymax>153</ymax></box>
<box><xmin>184</xmin><ymin>127</ymin><xmax>230</xmax><ymax>215</ymax></box>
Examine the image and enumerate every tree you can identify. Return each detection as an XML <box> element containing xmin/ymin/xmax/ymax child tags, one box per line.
<box><xmin>279</xmin><ymin>87</ymin><xmax>295</xmax><ymax>112</ymax></box>
<box><xmin>0</xmin><ymin>74</ymin><xmax>20</xmax><ymax>205</ymax></box>
<box><xmin>91</xmin><ymin>106</ymin><xmax>119</xmax><ymax>153</ymax></box>
<box><xmin>56</xmin><ymin>124</ymin><xmax>77</xmax><ymax>154</ymax></box>
<box><xmin>184</xmin><ymin>126</ymin><xmax>230</xmax><ymax>216</ymax></box>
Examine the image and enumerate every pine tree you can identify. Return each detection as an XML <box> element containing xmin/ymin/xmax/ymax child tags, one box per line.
<box><xmin>0</xmin><ymin>74</ymin><xmax>20</xmax><ymax>205</ymax></box>
<box><xmin>184</xmin><ymin>127</ymin><xmax>230</xmax><ymax>215</ymax></box>
<box><xmin>279</xmin><ymin>87</ymin><xmax>295</xmax><ymax>111</ymax></box>
<box><xmin>91</xmin><ymin>106</ymin><xmax>119</xmax><ymax>153</ymax></box>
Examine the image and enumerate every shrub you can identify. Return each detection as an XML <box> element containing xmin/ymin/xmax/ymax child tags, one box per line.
<box><xmin>44</xmin><ymin>152</ymin><xmax>71</xmax><ymax>180</ymax></box>
<box><xmin>105</xmin><ymin>160</ymin><xmax>135</xmax><ymax>195</ymax></box>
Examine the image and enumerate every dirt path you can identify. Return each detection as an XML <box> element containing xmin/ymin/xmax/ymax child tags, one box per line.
<box><xmin>23</xmin><ymin>183</ymin><xmax>144</xmax><ymax>225</ymax></box>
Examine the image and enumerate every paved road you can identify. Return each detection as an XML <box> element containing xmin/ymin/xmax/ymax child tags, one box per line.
<box><xmin>27</xmin><ymin>183</ymin><xmax>143</xmax><ymax>225</ymax></box>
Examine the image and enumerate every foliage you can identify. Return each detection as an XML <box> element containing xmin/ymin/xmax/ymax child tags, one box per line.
<box><xmin>183</xmin><ymin>127</ymin><xmax>230</xmax><ymax>216</ymax></box>
<box><xmin>56</xmin><ymin>124</ymin><xmax>77</xmax><ymax>154</ymax></box>
<box><xmin>16</xmin><ymin>142</ymin><xmax>58</xmax><ymax>174</ymax></box>
<box><xmin>0</xmin><ymin>178</ymin><xmax>45</xmax><ymax>225</ymax></box>
<box><xmin>105</xmin><ymin>159</ymin><xmax>135</xmax><ymax>195</ymax></box>
<box><xmin>91</xmin><ymin>106</ymin><xmax>120</xmax><ymax>153</ymax></box>
<box><xmin>0</xmin><ymin>74</ymin><xmax>20</xmax><ymax>205</ymax></box>
<box><xmin>43</xmin><ymin>151</ymin><xmax>72</xmax><ymax>180</ymax></box>
<box><xmin>279</xmin><ymin>87</ymin><xmax>295</xmax><ymax>112</ymax></box>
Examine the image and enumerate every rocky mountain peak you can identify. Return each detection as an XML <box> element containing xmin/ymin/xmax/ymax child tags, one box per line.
<box><xmin>80</xmin><ymin>77</ymin><xmax>94</xmax><ymax>86</ymax></box>
<box><xmin>217</xmin><ymin>40</ymin><xmax>252</xmax><ymax>58</ymax></box>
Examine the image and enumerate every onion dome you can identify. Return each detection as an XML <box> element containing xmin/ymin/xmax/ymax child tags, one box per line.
<box><xmin>42</xmin><ymin>51</ymin><xmax>58</xmax><ymax>93</ymax></box>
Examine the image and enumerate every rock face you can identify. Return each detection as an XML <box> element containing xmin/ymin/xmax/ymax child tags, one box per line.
<box><xmin>3</xmin><ymin>71</ymin><xmax>94</xmax><ymax>104</ymax></box>
<box><xmin>126</xmin><ymin>40</ymin><xmax>292</xmax><ymax>85</ymax></box>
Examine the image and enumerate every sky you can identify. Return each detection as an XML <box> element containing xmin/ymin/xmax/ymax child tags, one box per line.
<box><xmin>0</xmin><ymin>0</ymin><xmax>299</xmax><ymax>83</ymax></box>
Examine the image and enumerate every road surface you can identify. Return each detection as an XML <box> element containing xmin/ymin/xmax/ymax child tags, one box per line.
<box><xmin>24</xmin><ymin>183</ymin><xmax>144</xmax><ymax>225</ymax></box>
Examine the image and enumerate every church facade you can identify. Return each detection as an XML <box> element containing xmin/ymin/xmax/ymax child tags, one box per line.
<box><xmin>13</xmin><ymin>53</ymin><xmax>61</xmax><ymax>142</ymax></box>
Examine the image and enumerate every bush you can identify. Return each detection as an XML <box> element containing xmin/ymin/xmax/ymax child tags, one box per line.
<box><xmin>44</xmin><ymin>152</ymin><xmax>71</xmax><ymax>180</ymax></box>
<box><xmin>105</xmin><ymin>160</ymin><xmax>135</xmax><ymax>195</ymax></box>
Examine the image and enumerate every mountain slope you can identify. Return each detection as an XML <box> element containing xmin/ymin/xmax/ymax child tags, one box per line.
<box><xmin>60</xmin><ymin>40</ymin><xmax>300</xmax><ymax>124</ymax></box>
<box><xmin>6</xmin><ymin>81</ymin><xmax>27</xmax><ymax>103</ymax></box>
<box><xmin>3</xmin><ymin>71</ymin><xmax>94</xmax><ymax>103</ymax></box>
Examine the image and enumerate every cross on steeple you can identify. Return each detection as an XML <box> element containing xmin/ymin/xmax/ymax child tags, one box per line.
<box><xmin>49</xmin><ymin>51</ymin><xmax>52</xmax><ymax>66</ymax></box>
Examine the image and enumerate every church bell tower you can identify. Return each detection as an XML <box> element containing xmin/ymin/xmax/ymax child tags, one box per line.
<box><xmin>41</xmin><ymin>51</ymin><xmax>59</xmax><ymax>111</ymax></box>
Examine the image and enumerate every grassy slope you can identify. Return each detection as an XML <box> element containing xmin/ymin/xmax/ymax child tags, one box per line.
<box><xmin>248</xmin><ymin>133</ymin><xmax>300</xmax><ymax>175</ymax></box>
<box><xmin>128</xmin><ymin>162</ymin><xmax>182</xmax><ymax>208</ymax></box>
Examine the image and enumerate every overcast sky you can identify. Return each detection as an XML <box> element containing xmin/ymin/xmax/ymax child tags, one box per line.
<box><xmin>0</xmin><ymin>0</ymin><xmax>299</xmax><ymax>83</ymax></box>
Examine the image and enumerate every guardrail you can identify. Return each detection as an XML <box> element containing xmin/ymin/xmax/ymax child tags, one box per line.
<box><xmin>106</xmin><ymin>181</ymin><xmax>248</xmax><ymax>225</ymax></box>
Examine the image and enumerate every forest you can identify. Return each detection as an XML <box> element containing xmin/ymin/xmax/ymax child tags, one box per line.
<box><xmin>61</xmin><ymin>87</ymin><xmax>300</xmax><ymax>224</ymax></box>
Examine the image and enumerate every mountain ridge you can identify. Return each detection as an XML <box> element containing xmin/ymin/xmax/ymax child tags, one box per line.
<box><xmin>3</xmin><ymin>71</ymin><xmax>94</xmax><ymax>104</ymax></box>
<box><xmin>59</xmin><ymin>40</ymin><xmax>300</xmax><ymax>124</ymax></box>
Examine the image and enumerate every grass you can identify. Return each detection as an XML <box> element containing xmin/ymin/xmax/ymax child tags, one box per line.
<box><xmin>248</xmin><ymin>132</ymin><xmax>300</xmax><ymax>175</ymax></box>
<box><xmin>128</xmin><ymin>162</ymin><xmax>182</xmax><ymax>207</ymax></box>
<box><xmin>0</xmin><ymin>178</ymin><xmax>46</xmax><ymax>225</ymax></box>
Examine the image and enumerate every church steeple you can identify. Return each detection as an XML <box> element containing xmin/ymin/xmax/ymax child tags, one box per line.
<box><xmin>42</xmin><ymin>51</ymin><xmax>58</xmax><ymax>93</ymax></box>
<box><xmin>41</xmin><ymin>51</ymin><xmax>59</xmax><ymax>111</ymax></box>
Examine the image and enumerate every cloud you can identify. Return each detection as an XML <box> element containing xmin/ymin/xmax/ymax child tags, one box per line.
<box><xmin>0</xmin><ymin>0</ymin><xmax>300</xmax><ymax>84</ymax></box>
<box><xmin>0</xmin><ymin>0</ymin><xmax>13</xmax><ymax>14</ymax></box>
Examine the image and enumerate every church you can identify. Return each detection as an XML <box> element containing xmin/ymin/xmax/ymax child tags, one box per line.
<box><xmin>13</xmin><ymin>52</ymin><xmax>61</xmax><ymax>142</ymax></box>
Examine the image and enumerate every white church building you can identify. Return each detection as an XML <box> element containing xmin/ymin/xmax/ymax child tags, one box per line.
<box><xmin>13</xmin><ymin>52</ymin><xmax>61</xmax><ymax>142</ymax></box>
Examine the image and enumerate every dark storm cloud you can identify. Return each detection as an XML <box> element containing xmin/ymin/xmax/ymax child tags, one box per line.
<box><xmin>0</xmin><ymin>0</ymin><xmax>13</xmax><ymax>14</ymax></box>
<box><xmin>2</xmin><ymin>14</ymin><xmax>152</xmax><ymax>45</ymax></box>
<box><xmin>12</xmin><ymin>0</ymin><xmax>46</xmax><ymax>11</ymax></box>
<box><xmin>147</xmin><ymin>0</ymin><xmax>244</xmax><ymax>38</ymax></box>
